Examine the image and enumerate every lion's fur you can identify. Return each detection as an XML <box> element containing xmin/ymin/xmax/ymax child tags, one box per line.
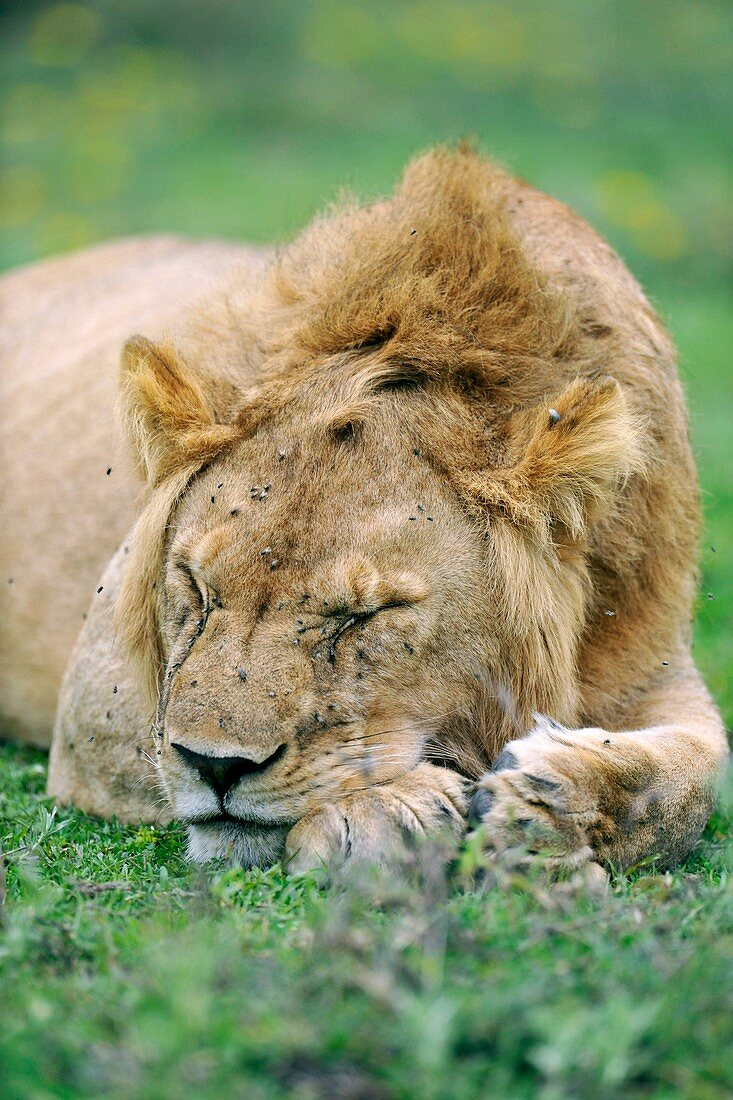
<box><xmin>2</xmin><ymin>146</ymin><xmax>725</xmax><ymax>869</ymax></box>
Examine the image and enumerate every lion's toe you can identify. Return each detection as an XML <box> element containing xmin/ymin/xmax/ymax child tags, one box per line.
<box><xmin>469</xmin><ymin>734</ymin><xmax>596</xmax><ymax>872</ymax></box>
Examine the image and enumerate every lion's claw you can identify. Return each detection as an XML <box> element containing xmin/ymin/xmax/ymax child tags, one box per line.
<box><xmin>284</xmin><ymin>764</ymin><xmax>467</xmax><ymax>874</ymax></box>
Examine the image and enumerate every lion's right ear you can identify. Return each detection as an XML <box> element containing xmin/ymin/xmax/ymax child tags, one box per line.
<box><xmin>120</xmin><ymin>336</ymin><xmax>240</xmax><ymax>486</ymax></box>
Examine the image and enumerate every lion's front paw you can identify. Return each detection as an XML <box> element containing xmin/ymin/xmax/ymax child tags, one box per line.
<box><xmin>468</xmin><ymin>718</ymin><xmax>613</xmax><ymax>880</ymax></box>
<box><xmin>284</xmin><ymin>764</ymin><xmax>467</xmax><ymax>874</ymax></box>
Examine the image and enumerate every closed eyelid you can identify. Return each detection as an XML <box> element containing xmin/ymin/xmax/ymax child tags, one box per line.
<box><xmin>171</xmin><ymin>560</ymin><xmax>213</xmax><ymax>610</ymax></box>
<box><xmin>326</xmin><ymin>614</ymin><xmax>360</xmax><ymax>662</ymax></box>
<box><xmin>324</xmin><ymin>601</ymin><xmax>412</xmax><ymax>661</ymax></box>
<box><xmin>316</xmin><ymin>598</ymin><xmax>410</xmax><ymax>622</ymax></box>
<box><xmin>354</xmin><ymin>597</ymin><xmax>414</xmax><ymax>617</ymax></box>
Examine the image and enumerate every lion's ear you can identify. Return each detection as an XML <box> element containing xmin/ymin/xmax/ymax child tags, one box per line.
<box><xmin>466</xmin><ymin>377</ymin><xmax>645</xmax><ymax>542</ymax></box>
<box><xmin>120</xmin><ymin>336</ymin><xmax>239</xmax><ymax>486</ymax></box>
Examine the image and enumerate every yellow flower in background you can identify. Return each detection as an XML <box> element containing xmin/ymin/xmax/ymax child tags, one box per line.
<box><xmin>27</xmin><ymin>3</ymin><xmax>102</xmax><ymax>68</ymax></box>
<box><xmin>631</xmin><ymin>205</ymin><xmax>686</xmax><ymax>262</ymax></box>
<box><xmin>78</xmin><ymin>47</ymin><xmax>162</xmax><ymax>115</ymax></box>
<box><xmin>62</xmin><ymin>138</ymin><xmax>134</xmax><ymax>204</ymax></box>
<box><xmin>2</xmin><ymin>83</ymin><xmax>66</xmax><ymax>145</ymax></box>
<box><xmin>530</xmin><ymin>61</ymin><xmax>601</xmax><ymax>130</ymax></box>
<box><xmin>33</xmin><ymin>210</ymin><xmax>97</xmax><ymax>256</ymax></box>
<box><xmin>595</xmin><ymin>170</ymin><xmax>686</xmax><ymax>262</ymax></box>
<box><xmin>301</xmin><ymin>1</ymin><xmax>381</xmax><ymax>67</ymax></box>
<box><xmin>595</xmin><ymin>170</ymin><xmax>657</xmax><ymax>220</ymax></box>
<box><xmin>302</xmin><ymin>0</ymin><xmax>527</xmax><ymax>82</ymax></box>
<box><xmin>396</xmin><ymin>1</ymin><xmax>526</xmax><ymax>78</ymax></box>
<box><xmin>0</xmin><ymin>166</ymin><xmax>46</xmax><ymax>227</ymax></box>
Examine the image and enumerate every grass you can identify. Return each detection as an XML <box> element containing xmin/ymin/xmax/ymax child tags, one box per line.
<box><xmin>2</xmin><ymin>743</ymin><xmax>732</xmax><ymax>1099</ymax></box>
<box><xmin>1</xmin><ymin>2</ymin><xmax>732</xmax><ymax>1096</ymax></box>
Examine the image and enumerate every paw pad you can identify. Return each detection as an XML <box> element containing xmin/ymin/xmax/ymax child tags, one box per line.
<box><xmin>468</xmin><ymin>786</ymin><xmax>494</xmax><ymax>826</ymax></box>
<box><xmin>491</xmin><ymin>748</ymin><xmax>518</xmax><ymax>773</ymax></box>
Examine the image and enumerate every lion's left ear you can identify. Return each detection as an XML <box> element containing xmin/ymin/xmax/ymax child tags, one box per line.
<box><xmin>120</xmin><ymin>336</ymin><xmax>240</xmax><ymax>486</ymax></box>
<box><xmin>465</xmin><ymin>377</ymin><xmax>645</xmax><ymax>542</ymax></box>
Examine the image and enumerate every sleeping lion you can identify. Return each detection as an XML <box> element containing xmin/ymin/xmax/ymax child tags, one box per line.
<box><xmin>1</xmin><ymin>147</ymin><xmax>727</xmax><ymax>877</ymax></box>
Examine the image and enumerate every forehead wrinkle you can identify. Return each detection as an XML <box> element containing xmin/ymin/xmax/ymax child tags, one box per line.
<box><xmin>275</xmin><ymin>355</ymin><xmax>413</xmax><ymax>437</ymax></box>
<box><xmin>312</xmin><ymin>368</ymin><xmax>429</xmax><ymax>436</ymax></box>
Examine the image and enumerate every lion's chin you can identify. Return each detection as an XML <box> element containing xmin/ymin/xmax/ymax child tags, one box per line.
<box><xmin>186</xmin><ymin>820</ymin><xmax>289</xmax><ymax>868</ymax></box>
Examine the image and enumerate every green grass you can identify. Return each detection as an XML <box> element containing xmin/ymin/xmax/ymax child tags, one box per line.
<box><xmin>2</xmin><ymin>2</ymin><xmax>732</xmax><ymax>1095</ymax></box>
<box><xmin>2</xmin><ymin>744</ymin><xmax>732</xmax><ymax>1099</ymax></box>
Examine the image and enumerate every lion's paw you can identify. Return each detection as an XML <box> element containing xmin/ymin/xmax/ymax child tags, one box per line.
<box><xmin>468</xmin><ymin>717</ymin><xmax>611</xmax><ymax>879</ymax></box>
<box><xmin>284</xmin><ymin>764</ymin><xmax>467</xmax><ymax>874</ymax></box>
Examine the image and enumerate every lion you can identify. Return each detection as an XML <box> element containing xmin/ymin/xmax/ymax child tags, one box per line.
<box><xmin>1</xmin><ymin>147</ymin><xmax>727</xmax><ymax>878</ymax></box>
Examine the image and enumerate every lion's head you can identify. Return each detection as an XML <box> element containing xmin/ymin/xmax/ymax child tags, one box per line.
<box><xmin>117</xmin><ymin>149</ymin><xmax>642</xmax><ymax>865</ymax></box>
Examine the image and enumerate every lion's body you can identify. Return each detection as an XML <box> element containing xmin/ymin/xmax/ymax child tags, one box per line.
<box><xmin>0</xmin><ymin>148</ymin><xmax>726</xmax><ymax>874</ymax></box>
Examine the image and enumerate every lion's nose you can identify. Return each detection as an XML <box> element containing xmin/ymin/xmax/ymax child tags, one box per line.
<box><xmin>171</xmin><ymin>742</ymin><xmax>286</xmax><ymax>797</ymax></box>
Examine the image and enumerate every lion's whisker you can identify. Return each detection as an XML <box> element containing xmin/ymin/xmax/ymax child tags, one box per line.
<box><xmin>124</xmin><ymin>714</ymin><xmax>156</xmax><ymax>744</ymax></box>
<box><xmin>131</xmin><ymin>771</ymin><xmax>158</xmax><ymax>791</ymax></box>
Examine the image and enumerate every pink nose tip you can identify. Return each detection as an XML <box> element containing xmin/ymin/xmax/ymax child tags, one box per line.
<box><xmin>171</xmin><ymin>742</ymin><xmax>286</xmax><ymax>796</ymax></box>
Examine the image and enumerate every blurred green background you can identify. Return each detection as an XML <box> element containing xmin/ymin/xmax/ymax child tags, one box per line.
<box><xmin>1</xmin><ymin>0</ymin><xmax>731</xmax><ymax>720</ymax></box>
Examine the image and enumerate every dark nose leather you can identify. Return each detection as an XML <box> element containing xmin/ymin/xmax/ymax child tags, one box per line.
<box><xmin>171</xmin><ymin>742</ymin><xmax>286</xmax><ymax>797</ymax></box>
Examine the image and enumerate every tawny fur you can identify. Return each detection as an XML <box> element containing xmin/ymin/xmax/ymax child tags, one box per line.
<box><xmin>1</xmin><ymin>146</ymin><xmax>726</xmax><ymax>874</ymax></box>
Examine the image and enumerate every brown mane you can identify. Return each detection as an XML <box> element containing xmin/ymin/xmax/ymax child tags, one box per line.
<box><xmin>237</xmin><ymin>146</ymin><xmax>579</xmax><ymax>409</ymax></box>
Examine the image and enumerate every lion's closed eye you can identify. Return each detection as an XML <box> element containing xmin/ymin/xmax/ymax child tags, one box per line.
<box><xmin>165</xmin><ymin>563</ymin><xmax>216</xmax><ymax>649</ymax></box>
<box><xmin>325</xmin><ymin>602</ymin><xmax>411</xmax><ymax>661</ymax></box>
<box><xmin>177</xmin><ymin>562</ymin><xmax>207</xmax><ymax>610</ymax></box>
